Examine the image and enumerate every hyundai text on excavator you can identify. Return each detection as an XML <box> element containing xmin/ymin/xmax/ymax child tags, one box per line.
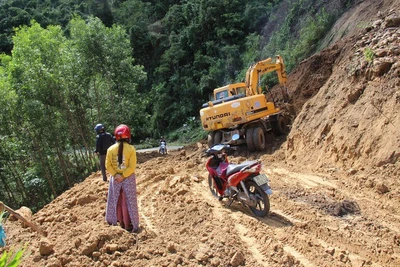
<box><xmin>199</xmin><ymin>55</ymin><xmax>289</xmax><ymax>151</ymax></box>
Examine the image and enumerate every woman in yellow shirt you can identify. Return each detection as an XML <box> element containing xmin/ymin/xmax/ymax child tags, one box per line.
<box><xmin>105</xmin><ymin>124</ymin><xmax>139</xmax><ymax>232</ymax></box>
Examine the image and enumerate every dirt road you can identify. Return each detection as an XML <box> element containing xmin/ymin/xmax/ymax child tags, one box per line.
<box><xmin>133</xmin><ymin>147</ymin><xmax>399</xmax><ymax>267</ymax></box>
<box><xmin>136</xmin><ymin>145</ymin><xmax>184</xmax><ymax>153</ymax></box>
<box><xmin>1</xmin><ymin>145</ymin><xmax>399</xmax><ymax>266</ymax></box>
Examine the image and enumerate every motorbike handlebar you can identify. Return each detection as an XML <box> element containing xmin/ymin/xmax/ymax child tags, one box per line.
<box><xmin>204</xmin><ymin>144</ymin><xmax>238</xmax><ymax>157</ymax></box>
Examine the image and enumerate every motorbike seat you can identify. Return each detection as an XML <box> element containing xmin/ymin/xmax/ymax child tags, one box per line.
<box><xmin>226</xmin><ymin>160</ymin><xmax>258</xmax><ymax>176</ymax></box>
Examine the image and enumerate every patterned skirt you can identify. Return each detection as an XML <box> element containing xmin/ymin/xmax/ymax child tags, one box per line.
<box><xmin>105</xmin><ymin>173</ymin><xmax>139</xmax><ymax>232</ymax></box>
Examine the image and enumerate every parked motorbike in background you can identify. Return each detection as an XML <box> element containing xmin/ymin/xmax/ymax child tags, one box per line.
<box><xmin>159</xmin><ymin>141</ymin><xmax>167</xmax><ymax>155</ymax></box>
<box><xmin>204</xmin><ymin>136</ymin><xmax>272</xmax><ymax>217</ymax></box>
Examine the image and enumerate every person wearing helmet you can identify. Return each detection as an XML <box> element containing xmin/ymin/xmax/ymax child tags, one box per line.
<box><xmin>159</xmin><ymin>136</ymin><xmax>167</xmax><ymax>154</ymax></box>
<box><xmin>105</xmin><ymin>124</ymin><xmax>139</xmax><ymax>232</ymax></box>
<box><xmin>94</xmin><ymin>124</ymin><xmax>115</xmax><ymax>182</ymax></box>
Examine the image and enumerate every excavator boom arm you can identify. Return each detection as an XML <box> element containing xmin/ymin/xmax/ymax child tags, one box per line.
<box><xmin>245</xmin><ymin>55</ymin><xmax>287</xmax><ymax>95</ymax></box>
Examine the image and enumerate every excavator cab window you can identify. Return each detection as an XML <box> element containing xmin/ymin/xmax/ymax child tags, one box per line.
<box><xmin>234</xmin><ymin>87</ymin><xmax>246</xmax><ymax>95</ymax></box>
<box><xmin>216</xmin><ymin>90</ymin><xmax>229</xmax><ymax>100</ymax></box>
<box><xmin>208</xmin><ymin>92</ymin><xmax>215</xmax><ymax>101</ymax></box>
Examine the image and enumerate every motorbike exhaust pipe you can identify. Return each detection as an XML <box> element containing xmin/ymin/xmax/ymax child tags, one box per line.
<box><xmin>239</xmin><ymin>181</ymin><xmax>251</xmax><ymax>200</ymax></box>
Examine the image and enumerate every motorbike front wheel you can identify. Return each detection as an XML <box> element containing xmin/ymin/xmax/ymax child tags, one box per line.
<box><xmin>208</xmin><ymin>174</ymin><xmax>219</xmax><ymax>199</ymax></box>
<box><xmin>245</xmin><ymin>180</ymin><xmax>270</xmax><ymax>217</ymax></box>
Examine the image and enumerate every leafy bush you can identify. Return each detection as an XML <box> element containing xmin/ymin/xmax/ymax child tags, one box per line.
<box><xmin>135</xmin><ymin>138</ymin><xmax>159</xmax><ymax>150</ymax></box>
<box><xmin>0</xmin><ymin>245</ymin><xmax>27</xmax><ymax>267</ymax></box>
<box><xmin>166</xmin><ymin>117</ymin><xmax>207</xmax><ymax>144</ymax></box>
<box><xmin>364</xmin><ymin>48</ymin><xmax>374</xmax><ymax>62</ymax></box>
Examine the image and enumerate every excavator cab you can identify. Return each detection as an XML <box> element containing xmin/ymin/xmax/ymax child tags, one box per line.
<box><xmin>202</xmin><ymin>83</ymin><xmax>247</xmax><ymax>108</ymax></box>
<box><xmin>213</xmin><ymin>83</ymin><xmax>246</xmax><ymax>100</ymax></box>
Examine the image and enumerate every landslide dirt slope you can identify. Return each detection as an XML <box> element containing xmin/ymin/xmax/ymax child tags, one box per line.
<box><xmin>1</xmin><ymin>1</ymin><xmax>400</xmax><ymax>267</ymax></box>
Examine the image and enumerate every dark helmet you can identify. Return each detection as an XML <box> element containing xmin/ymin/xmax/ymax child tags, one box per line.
<box><xmin>94</xmin><ymin>124</ymin><xmax>105</xmax><ymax>134</ymax></box>
<box><xmin>114</xmin><ymin>124</ymin><xmax>131</xmax><ymax>141</ymax></box>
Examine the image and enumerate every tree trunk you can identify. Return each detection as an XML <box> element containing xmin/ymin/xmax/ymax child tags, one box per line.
<box><xmin>0</xmin><ymin>174</ymin><xmax>17</xmax><ymax>206</ymax></box>
<box><xmin>25</xmin><ymin>128</ymin><xmax>57</xmax><ymax>197</ymax></box>
<box><xmin>56</xmin><ymin>147</ymin><xmax>71</xmax><ymax>187</ymax></box>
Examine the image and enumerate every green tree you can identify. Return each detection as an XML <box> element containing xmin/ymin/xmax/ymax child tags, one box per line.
<box><xmin>67</xmin><ymin>16</ymin><xmax>147</xmax><ymax>135</ymax></box>
<box><xmin>151</xmin><ymin>0</ymin><xmax>252</xmax><ymax>133</ymax></box>
<box><xmin>1</xmin><ymin>16</ymin><xmax>146</xmax><ymax>210</ymax></box>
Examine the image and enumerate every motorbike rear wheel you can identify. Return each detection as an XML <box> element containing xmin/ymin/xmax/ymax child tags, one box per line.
<box><xmin>208</xmin><ymin>174</ymin><xmax>219</xmax><ymax>199</ymax></box>
<box><xmin>245</xmin><ymin>180</ymin><xmax>270</xmax><ymax>217</ymax></box>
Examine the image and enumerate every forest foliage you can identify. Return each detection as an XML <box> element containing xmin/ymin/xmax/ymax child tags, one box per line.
<box><xmin>0</xmin><ymin>0</ymin><xmax>354</xmax><ymax>210</ymax></box>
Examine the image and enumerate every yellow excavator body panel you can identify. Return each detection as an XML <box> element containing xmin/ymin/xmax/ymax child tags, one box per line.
<box><xmin>200</xmin><ymin>94</ymin><xmax>280</xmax><ymax>131</ymax></box>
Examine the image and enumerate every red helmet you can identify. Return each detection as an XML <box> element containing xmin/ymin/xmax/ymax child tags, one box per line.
<box><xmin>114</xmin><ymin>124</ymin><xmax>131</xmax><ymax>141</ymax></box>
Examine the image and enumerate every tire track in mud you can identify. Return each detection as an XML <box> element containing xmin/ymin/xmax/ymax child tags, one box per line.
<box><xmin>232</xmin><ymin>217</ymin><xmax>269</xmax><ymax>267</ymax></box>
<box><xmin>135</xmin><ymin>151</ymin><xmax>398</xmax><ymax>266</ymax></box>
<box><xmin>266</xmin><ymin>167</ymin><xmax>399</xmax><ymax>267</ymax></box>
<box><xmin>201</xmin><ymin>169</ymin><xmax>313</xmax><ymax>265</ymax></box>
<box><xmin>222</xmin><ymin>198</ymin><xmax>321</xmax><ymax>267</ymax></box>
<box><xmin>283</xmin><ymin>245</ymin><xmax>316</xmax><ymax>267</ymax></box>
<box><xmin>247</xmin><ymin>168</ymin><xmax>326</xmax><ymax>266</ymax></box>
<box><xmin>201</xmin><ymin>173</ymin><xmax>328</xmax><ymax>267</ymax></box>
<box><xmin>266</xmin><ymin>167</ymin><xmax>337</xmax><ymax>188</ymax></box>
<box><xmin>136</xmin><ymin>174</ymin><xmax>165</xmax><ymax>235</ymax></box>
<box><xmin>198</xmin><ymin>179</ymin><xmax>268</xmax><ymax>267</ymax></box>
<box><xmin>271</xmin><ymin>167</ymin><xmax>400</xmax><ymax>235</ymax></box>
<box><xmin>145</xmin><ymin>167</ymin><xmax>267</xmax><ymax>266</ymax></box>
<box><xmin>199</xmin><ymin>177</ymin><xmax>308</xmax><ymax>267</ymax></box>
<box><xmin>137</xmin><ymin>193</ymin><xmax>159</xmax><ymax>234</ymax></box>
<box><xmin>268</xmin><ymin>209</ymin><xmax>303</xmax><ymax>224</ymax></box>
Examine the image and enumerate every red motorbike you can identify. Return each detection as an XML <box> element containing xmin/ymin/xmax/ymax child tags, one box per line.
<box><xmin>204</xmin><ymin>143</ymin><xmax>272</xmax><ymax>217</ymax></box>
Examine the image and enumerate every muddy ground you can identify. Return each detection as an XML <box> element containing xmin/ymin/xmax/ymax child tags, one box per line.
<box><xmin>2</xmin><ymin>144</ymin><xmax>399</xmax><ymax>267</ymax></box>
<box><xmin>1</xmin><ymin>0</ymin><xmax>400</xmax><ymax>266</ymax></box>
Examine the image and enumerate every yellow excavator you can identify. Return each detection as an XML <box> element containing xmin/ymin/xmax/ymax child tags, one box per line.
<box><xmin>199</xmin><ymin>55</ymin><xmax>289</xmax><ymax>151</ymax></box>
